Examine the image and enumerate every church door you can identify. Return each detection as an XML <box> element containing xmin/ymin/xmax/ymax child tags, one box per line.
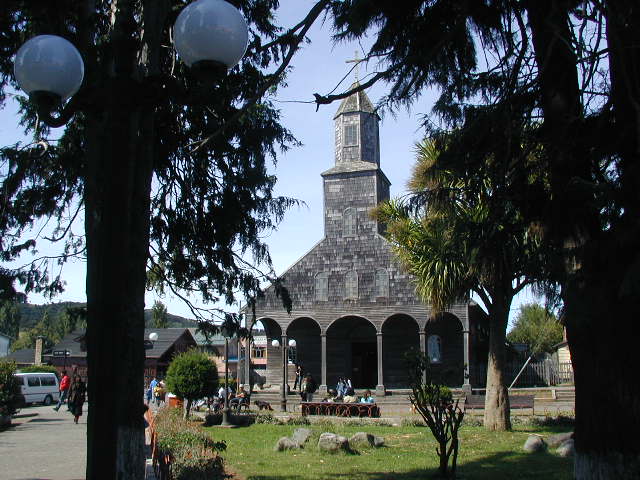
<box><xmin>351</xmin><ymin>341</ymin><xmax>377</xmax><ymax>388</ymax></box>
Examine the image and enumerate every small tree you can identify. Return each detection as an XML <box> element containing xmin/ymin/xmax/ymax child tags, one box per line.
<box><xmin>406</xmin><ymin>350</ymin><xmax>464</xmax><ymax>479</ymax></box>
<box><xmin>508</xmin><ymin>303</ymin><xmax>563</xmax><ymax>356</ymax></box>
<box><xmin>0</xmin><ymin>359</ymin><xmax>23</xmax><ymax>422</ymax></box>
<box><xmin>0</xmin><ymin>300</ymin><xmax>21</xmax><ymax>341</ymax></box>
<box><xmin>165</xmin><ymin>349</ymin><xmax>218</xmax><ymax>419</ymax></box>
<box><xmin>151</xmin><ymin>301</ymin><xmax>168</xmax><ymax>329</ymax></box>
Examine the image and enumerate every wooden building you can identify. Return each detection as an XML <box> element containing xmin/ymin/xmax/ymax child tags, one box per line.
<box><xmin>249</xmin><ymin>84</ymin><xmax>488</xmax><ymax>396</ymax></box>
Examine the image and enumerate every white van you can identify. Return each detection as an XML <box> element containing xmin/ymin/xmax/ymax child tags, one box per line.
<box><xmin>15</xmin><ymin>372</ymin><xmax>60</xmax><ymax>406</ymax></box>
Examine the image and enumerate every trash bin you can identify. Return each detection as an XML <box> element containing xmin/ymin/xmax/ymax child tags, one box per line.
<box><xmin>167</xmin><ymin>394</ymin><xmax>183</xmax><ymax>409</ymax></box>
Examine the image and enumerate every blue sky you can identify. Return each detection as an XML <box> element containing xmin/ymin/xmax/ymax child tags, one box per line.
<box><xmin>0</xmin><ymin>1</ymin><xmax>535</xmax><ymax>323</ymax></box>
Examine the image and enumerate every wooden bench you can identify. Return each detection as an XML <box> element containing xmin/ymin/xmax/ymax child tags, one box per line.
<box><xmin>464</xmin><ymin>395</ymin><xmax>534</xmax><ymax>414</ymax></box>
<box><xmin>301</xmin><ymin>402</ymin><xmax>381</xmax><ymax>418</ymax></box>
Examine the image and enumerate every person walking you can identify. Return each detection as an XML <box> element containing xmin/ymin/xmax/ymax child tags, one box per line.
<box><xmin>53</xmin><ymin>371</ymin><xmax>70</xmax><ymax>411</ymax></box>
<box><xmin>293</xmin><ymin>364</ymin><xmax>303</xmax><ymax>392</ymax></box>
<box><xmin>304</xmin><ymin>373</ymin><xmax>317</xmax><ymax>402</ymax></box>
<box><xmin>68</xmin><ymin>373</ymin><xmax>86</xmax><ymax>424</ymax></box>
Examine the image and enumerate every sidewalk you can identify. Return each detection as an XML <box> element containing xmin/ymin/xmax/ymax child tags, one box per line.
<box><xmin>0</xmin><ymin>404</ymin><xmax>86</xmax><ymax>480</ymax></box>
<box><xmin>0</xmin><ymin>404</ymin><xmax>157</xmax><ymax>480</ymax></box>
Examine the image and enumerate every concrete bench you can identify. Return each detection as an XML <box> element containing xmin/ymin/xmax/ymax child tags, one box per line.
<box><xmin>465</xmin><ymin>394</ymin><xmax>534</xmax><ymax>413</ymax></box>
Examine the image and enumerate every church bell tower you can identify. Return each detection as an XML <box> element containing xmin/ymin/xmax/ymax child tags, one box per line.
<box><xmin>321</xmin><ymin>82</ymin><xmax>391</xmax><ymax>239</ymax></box>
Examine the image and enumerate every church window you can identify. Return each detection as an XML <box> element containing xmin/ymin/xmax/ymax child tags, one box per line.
<box><xmin>343</xmin><ymin>208</ymin><xmax>356</xmax><ymax>236</ymax></box>
<box><xmin>344</xmin><ymin>124</ymin><xmax>358</xmax><ymax>146</ymax></box>
<box><xmin>375</xmin><ymin>269</ymin><xmax>389</xmax><ymax>297</ymax></box>
<box><xmin>427</xmin><ymin>335</ymin><xmax>442</xmax><ymax>363</ymax></box>
<box><xmin>315</xmin><ymin>272</ymin><xmax>328</xmax><ymax>301</ymax></box>
<box><xmin>345</xmin><ymin>270</ymin><xmax>358</xmax><ymax>299</ymax></box>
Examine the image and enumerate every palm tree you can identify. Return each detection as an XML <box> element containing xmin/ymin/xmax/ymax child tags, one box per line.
<box><xmin>375</xmin><ymin>138</ymin><xmax>541</xmax><ymax>430</ymax></box>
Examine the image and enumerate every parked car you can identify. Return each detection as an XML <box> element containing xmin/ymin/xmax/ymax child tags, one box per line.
<box><xmin>14</xmin><ymin>372</ymin><xmax>60</xmax><ymax>406</ymax></box>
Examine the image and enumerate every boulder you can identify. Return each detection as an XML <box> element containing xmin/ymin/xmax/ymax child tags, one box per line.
<box><xmin>318</xmin><ymin>432</ymin><xmax>349</xmax><ymax>453</ymax></box>
<box><xmin>556</xmin><ymin>439</ymin><xmax>575</xmax><ymax>458</ymax></box>
<box><xmin>275</xmin><ymin>437</ymin><xmax>300</xmax><ymax>451</ymax></box>
<box><xmin>523</xmin><ymin>435</ymin><xmax>547</xmax><ymax>453</ymax></box>
<box><xmin>292</xmin><ymin>427</ymin><xmax>312</xmax><ymax>446</ymax></box>
<box><xmin>349</xmin><ymin>432</ymin><xmax>375</xmax><ymax>448</ymax></box>
<box><xmin>547</xmin><ymin>431</ymin><xmax>573</xmax><ymax>448</ymax></box>
<box><xmin>348</xmin><ymin>432</ymin><xmax>385</xmax><ymax>448</ymax></box>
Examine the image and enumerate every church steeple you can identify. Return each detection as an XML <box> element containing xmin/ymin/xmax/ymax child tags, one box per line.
<box><xmin>321</xmin><ymin>83</ymin><xmax>390</xmax><ymax>239</ymax></box>
<box><xmin>331</xmin><ymin>82</ymin><xmax>380</xmax><ymax>168</ymax></box>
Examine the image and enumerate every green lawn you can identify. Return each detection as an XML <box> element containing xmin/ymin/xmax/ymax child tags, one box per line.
<box><xmin>204</xmin><ymin>421</ymin><xmax>573</xmax><ymax>480</ymax></box>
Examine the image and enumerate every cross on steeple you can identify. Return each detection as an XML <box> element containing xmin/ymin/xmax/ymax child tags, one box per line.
<box><xmin>345</xmin><ymin>50</ymin><xmax>363</xmax><ymax>82</ymax></box>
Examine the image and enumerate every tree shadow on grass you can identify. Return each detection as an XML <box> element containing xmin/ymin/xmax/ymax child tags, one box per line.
<box><xmin>243</xmin><ymin>450</ymin><xmax>572</xmax><ymax>480</ymax></box>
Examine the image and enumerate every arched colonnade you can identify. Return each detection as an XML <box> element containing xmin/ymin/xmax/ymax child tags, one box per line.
<box><xmin>246</xmin><ymin>311</ymin><xmax>471</xmax><ymax>396</ymax></box>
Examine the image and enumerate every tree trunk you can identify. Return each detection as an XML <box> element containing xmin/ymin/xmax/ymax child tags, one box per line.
<box><xmin>184</xmin><ymin>398</ymin><xmax>192</xmax><ymax>420</ymax></box>
<box><xmin>84</xmin><ymin>2</ymin><xmax>154</xmax><ymax>478</ymax></box>
<box><xmin>565</xmin><ymin>276</ymin><xmax>640</xmax><ymax>479</ymax></box>
<box><xmin>528</xmin><ymin>2</ymin><xmax>640</xmax><ymax>477</ymax></box>
<box><xmin>483</xmin><ymin>304</ymin><xmax>511</xmax><ymax>431</ymax></box>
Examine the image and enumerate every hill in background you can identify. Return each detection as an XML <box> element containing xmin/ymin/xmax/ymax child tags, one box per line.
<box><xmin>17</xmin><ymin>302</ymin><xmax>197</xmax><ymax>330</ymax></box>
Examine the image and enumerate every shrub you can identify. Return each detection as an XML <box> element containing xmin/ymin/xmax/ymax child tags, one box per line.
<box><xmin>165</xmin><ymin>349</ymin><xmax>218</xmax><ymax>419</ymax></box>
<box><xmin>0</xmin><ymin>359</ymin><xmax>23</xmax><ymax>419</ymax></box>
<box><xmin>154</xmin><ymin>408</ymin><xmax>227</xmax><ymax>480</ymax></box>
<box><xmin>254</xmin><ymin>413</ymin><xmax>280</xmax><ymax>425</ymax></box>
<box><xmin>406</xmin><ymin>350</ymin><xmax>464</xmax><ymax>479</ymax></box>
<box><xmin>18</xmin><ymin>365</ymin><xmax>59</xmax><ymax>375</ymax></box>
<box><xmin>285</xmin><ymin>416</ymin><xmax>310</xmax><ymax>426</ymax></box>
<box><xmin>531</xmin><ymin>414</ymin><xmax>575</xmax><ymax>427</ymax></box>
<box><xmin>401</xmin><ymin>418</ymin><xmax>427</xmax><ymax>427</ymax></box>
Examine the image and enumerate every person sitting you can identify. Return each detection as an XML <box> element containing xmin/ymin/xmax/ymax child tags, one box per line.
<box><xmin>360</xmin><ymin>389</ymin><xmax>375</xmax><ymax>404</ymax></box>
<box><xmin>229</xmin><ymin>388</ymin><xmax>249</xmax><ymax>410</ymax></box>
<box><xmin>336</xmin><ymin>377</ymin><xmax>346</xmax><ymax>398</ymax></box>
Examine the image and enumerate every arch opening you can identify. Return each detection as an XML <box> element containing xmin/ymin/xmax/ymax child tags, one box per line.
<box><xmin>326</xmin><ymin>316</ymin><xmax>377</xmax><ymax>389</ymax></box>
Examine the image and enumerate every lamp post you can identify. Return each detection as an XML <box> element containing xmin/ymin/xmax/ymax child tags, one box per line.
<box><xmin>13</xmin><ymin>1</ymin><xmax>248</xmax><ymax>476</ymax></box>
<box><xmin>273</xmin><ymin>337</ymin><xmax>296</xmax><ymax>411</ymax></box>
<box><xmin>220</xmin><ymin>325</ymin><xmax>233</xmax><ymax>427</ymax></box>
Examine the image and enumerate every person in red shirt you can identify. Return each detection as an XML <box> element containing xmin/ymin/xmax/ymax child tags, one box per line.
<box><xmin>53</xmin><ymin>371</ymin><xmax>70</xmax><ymax>411</ymax></box>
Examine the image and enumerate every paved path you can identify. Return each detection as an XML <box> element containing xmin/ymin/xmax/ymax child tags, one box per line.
<box><xmin>0</xmin><ymin>404</ymin><xmax>87</xmax><ymax>480</ymax></box>
<box><xmin>0</xmin><ymin>404</ymin><xmax>157</xmax><ymax>480</ymax></box>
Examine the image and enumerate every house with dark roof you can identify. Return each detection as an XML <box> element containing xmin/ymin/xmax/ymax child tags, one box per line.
<box><xmin>5</xmin><ymin>347</ymin><xmax>39</xmax><ymax>367</ymax></box>
<box><xmin>44</xmin><ymin>328</ymin><xmax>196</xmax><ymax>384</ymax></box>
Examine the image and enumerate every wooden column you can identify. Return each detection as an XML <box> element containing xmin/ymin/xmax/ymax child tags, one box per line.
<box><xmin>320</xmin><ymin>333</ymin><xmax>327</xmax><ymax>393</ymax></box>
<box><xmin>419</xmin><ymin>330</ymin><xmax>427</xmax><ymax>384</ymax></box>
<box><xmin>376</xmin><ymin>332</ymin><xmax>385</xmax><ymax>396</ymax></box>
<box><xmin>462</xmin><ymin>329</ymin><xmax>472</xmax><ymax>394</ymax></box>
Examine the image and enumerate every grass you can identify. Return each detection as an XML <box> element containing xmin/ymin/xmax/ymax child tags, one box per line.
<box><xmin>203</xmin><ymin>420</ymin><xmax>573</xmax><ymax>480</ymax></box>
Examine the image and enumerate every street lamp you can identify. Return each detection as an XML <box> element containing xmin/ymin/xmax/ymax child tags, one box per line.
<box><xmin>220</xmin><ymin>325</ymin><xmax>234</xmax><ymax>427</ymax></box>
<box><xmin>14</xmin><ymin>0</ymin><xmax>248</xmax><ymax>120</ymax></box>
<box><xmin>12</xmin><ymin>1</ymin><xmax>248</xmax><ymax>474</ymax></box>
<box><xmin>276</xmin><ymin>336</ymin><xmax>296</xmax><ymax>411</ymax></box>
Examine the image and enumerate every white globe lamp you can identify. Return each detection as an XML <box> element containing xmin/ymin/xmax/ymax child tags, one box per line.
<box><xmin>288</xmin><ymin>338</ymin><xmax>296</xmax><ymax>347</ymax></box>
<box><xmin>14</xmin><ymin>35</ymin><xmax>84</xmax><ymax>105</ymax></box>
<box><xmin>148</xmin><ymin>332</ymin><xmax>159</xmax><ymax>342</ymax></box>
<box><xmin>271</xmin><ymin>339</ymin><xmax>280</xmax><ymax>348</ymax></box>
<box><xmin>174</xmin><ymin>0</ymin><xmax>248</xmax><ymax>77</ymax></box>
